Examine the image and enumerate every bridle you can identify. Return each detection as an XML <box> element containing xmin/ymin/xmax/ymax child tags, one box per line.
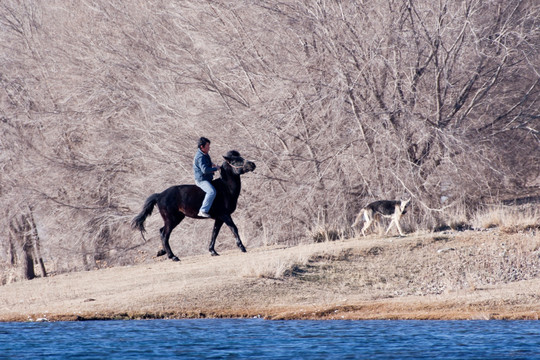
<box><xmin>224</xmin><ymin>159</ymin><xmax>246</xmax><ymax>170</ymax></box>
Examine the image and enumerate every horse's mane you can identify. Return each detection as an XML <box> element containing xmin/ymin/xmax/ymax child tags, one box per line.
<box><xmin>225</xmin><ymin>150</ymin><xmax>241</xmax><ymax>158</ymax></box>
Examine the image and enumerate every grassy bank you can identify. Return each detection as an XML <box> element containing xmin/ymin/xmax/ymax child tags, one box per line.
<box><xmin>1</xmin><ymin>228</ymin><xmax>539</xmax><ymax>322</ymax></box>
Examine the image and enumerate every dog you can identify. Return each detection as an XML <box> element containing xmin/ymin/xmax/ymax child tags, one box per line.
<box><xmin>351</xmin><ymin>199</ymin><xmax>411</xmax><ymax>237</ymax></box>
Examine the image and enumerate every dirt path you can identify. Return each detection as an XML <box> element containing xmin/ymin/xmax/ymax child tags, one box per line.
<box><xmin>1</xmin><ymin>231</ymin><xmax>539</xmax><ymax>321</ymax></box>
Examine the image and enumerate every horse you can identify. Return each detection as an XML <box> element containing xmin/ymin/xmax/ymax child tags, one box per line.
<box><xmin>131</xmin><ymin>150</ymin><xmax>256</xmax><ymax>261</ymax></box>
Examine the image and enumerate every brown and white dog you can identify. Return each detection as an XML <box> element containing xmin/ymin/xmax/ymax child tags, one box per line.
<box><xmin>351</xmin><ymin>199</ymin><xmax>411</xmax><ymax>237</ymax></box>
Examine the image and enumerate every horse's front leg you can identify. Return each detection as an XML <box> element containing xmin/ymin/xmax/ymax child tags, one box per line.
<box><xmin>222</xmin><ymin>215</ymin><xmax>247</xmax><ymax>253</ymax></box>
<box><xmin>209</xmin><ymin>219</ymin><xmax>224</xmax><ymax>256</ymax></box>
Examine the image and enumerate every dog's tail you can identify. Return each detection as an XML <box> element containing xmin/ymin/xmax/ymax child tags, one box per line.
<box><xmin>351</xmin><ymin>208</ymin><xmax>366</xmax><ymax>228</ymax></box>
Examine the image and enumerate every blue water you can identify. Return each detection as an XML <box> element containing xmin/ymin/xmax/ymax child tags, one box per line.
<box><xmin>0</xmin><ymin>319</ymin><xmax>539</xmax><ymax>359</ymax></box>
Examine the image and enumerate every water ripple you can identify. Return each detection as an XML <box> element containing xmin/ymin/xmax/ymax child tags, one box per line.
<box><xmin>0</xmin><ymin>319</ymin><xmax>539</xmax><ymax>359</ymax></box>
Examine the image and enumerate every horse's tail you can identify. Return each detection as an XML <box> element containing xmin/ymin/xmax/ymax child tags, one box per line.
<box><xmin>131</xmin><ymin>193</ymin><xmax>160</xmax><ymax>238</ymax></box>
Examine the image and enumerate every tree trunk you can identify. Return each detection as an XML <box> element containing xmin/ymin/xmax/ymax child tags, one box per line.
<box><xmin>28</xmin><ymin>209</ymin><xmax>47</xmax><ymax>278</ymax></box>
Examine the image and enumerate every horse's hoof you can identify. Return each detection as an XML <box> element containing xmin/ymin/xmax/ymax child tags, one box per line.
<box><xmin>238</xmin><ymin>244</ymin><xmax>247</xmax><ymax>253</ymax></box>
<box><xmin>210</xmin><ymin>251</ymin><xmax>220</xmax><ymax>257</ymax></box>
<box><xmin>157</xmin><ymin>249</ymin><xmax>166</xmax><ymax>257</ymax></box>
<box><xmin>171</xmin><ymin>256</ymin><xmax>180</xmax><ymax>262</ymax></box>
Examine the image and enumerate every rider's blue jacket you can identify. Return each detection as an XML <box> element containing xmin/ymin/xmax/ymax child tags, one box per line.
<box><xmin>193</xmin><ymin>149</ymin><xmax>218</xmax><ymax>182</ymax></box>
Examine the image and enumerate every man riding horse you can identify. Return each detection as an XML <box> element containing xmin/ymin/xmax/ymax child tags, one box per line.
<box><xmin>132</xmin><ymin>144</ymin><xmax>256</xmax><ymax>261</ymax></box>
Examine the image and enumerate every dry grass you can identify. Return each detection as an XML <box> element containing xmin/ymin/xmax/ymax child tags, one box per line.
<box><xmin>2</xmin><ymin>229</ymin><xmax>539</xmax><ymax>321</ymax></box>
<box><xmin>473</xmin><ymin>205</ymin><xmax>540</xmax><ymax>232</ymax></box>
<box><xmin>237</xmin><ymin>250</ymin><xmax>312</xmax><ymax>279</ymax></box>
<box><xmin>443</xmin><ymin>204</ymin><xmax>470</xmax><ymax>231</ymax></box>
<box><xmin>299</xmin><ymin>231</ymin><xmax>540</xmax><ymax>297</ymax></box>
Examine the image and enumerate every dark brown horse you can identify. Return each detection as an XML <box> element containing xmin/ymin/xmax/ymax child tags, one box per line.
<box><xmin>131</xmin><ymin>150</ymin><xmax>256</xmax><ymax>261</ymax></box>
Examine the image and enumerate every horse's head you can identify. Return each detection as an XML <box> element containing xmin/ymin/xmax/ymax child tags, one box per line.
<box><xmin>222</xmin><ymin>150</ymin><xmax>256</xmax><ymax>175</ymax></box>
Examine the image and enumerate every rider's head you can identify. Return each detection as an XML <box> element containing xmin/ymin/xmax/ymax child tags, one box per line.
<box><xmin>198</xmin><ymin>137</ymin><xmax>211</xmax><ymax>150</ymax></box>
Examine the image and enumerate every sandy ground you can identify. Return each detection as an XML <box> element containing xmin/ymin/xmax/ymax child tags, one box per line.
<box><xmin>1</xmin><ymin>231</ymin><xmax>539</xmax><ymax>322</ymax></box>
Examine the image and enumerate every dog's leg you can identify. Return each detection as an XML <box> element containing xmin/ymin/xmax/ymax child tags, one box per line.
<box><xmin>395</xmin><ymin>215</ymin><xmax>405</xmax><ymax>236</ymax></box>
<box><xmin>385</xmin><ymin>204</ymin><xmax>402</xmax><ymax>236</ymax></box>
<box><xmin>387</xmin><ymin>212</ymin><xmax>406</xmax><ymax>236</ymax></box>
<box><xmin>385</xmin><ymin>217</ymin><xmax>396</xmax><ymax>235</ymax></box>
<box><xmin>361</xmin><ymin>210</ymin><xmax>373</xmax><ymax>237</ymax></box>
<box><xmin>361</xmin><ymin>220</ymin><xmax>372</xmax><ymax>236</ymax></box>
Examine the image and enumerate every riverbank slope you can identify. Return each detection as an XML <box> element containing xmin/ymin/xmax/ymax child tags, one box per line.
<box><xmin>1</xmin><ymin>230</ymin><xmax>539</xmax><ymax>321</ymax></box>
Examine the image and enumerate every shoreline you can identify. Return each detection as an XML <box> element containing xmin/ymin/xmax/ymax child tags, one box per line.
<box><xmin>2</xmin><ymin>231</ymin><xmax>539</xmax><ymax>322</ymax></box>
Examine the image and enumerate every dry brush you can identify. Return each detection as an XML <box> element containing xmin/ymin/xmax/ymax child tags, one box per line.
<box><xmin>1</xmin><ymin>0</ymin><xmax>538</xmax><ymax>282</ymax></box>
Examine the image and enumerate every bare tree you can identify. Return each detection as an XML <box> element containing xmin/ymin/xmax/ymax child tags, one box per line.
<box><xmin>244</xmin><ymin>0</ymin><xmax>539</xmax><ymax>231</ymax></box>
<box><xmin>1</xmin><ymin>0</ymin><xmax>538</xmax><ymax>280</ymax></box>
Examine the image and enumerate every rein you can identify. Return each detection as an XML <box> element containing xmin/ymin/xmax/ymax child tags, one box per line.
<box><xmin>225</xmin><ymin>160</ymin><xmax>245</xmax><ymax>170</ymax></box>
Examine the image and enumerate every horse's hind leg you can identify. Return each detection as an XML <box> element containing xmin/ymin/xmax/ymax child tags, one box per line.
<box><xmin>157</xmin><ymin>227</ymin><xmax>166</xmax><ymax>257</ymax></box>
<box><xmin>160</xmin><ymin>222</ymin><xmax>180</xmax><ymax>261</ymax></box>
<box><xmin>158</xmin><ymin>212</ymin><xmax>184</xmax><ymax>261</ymax></box>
